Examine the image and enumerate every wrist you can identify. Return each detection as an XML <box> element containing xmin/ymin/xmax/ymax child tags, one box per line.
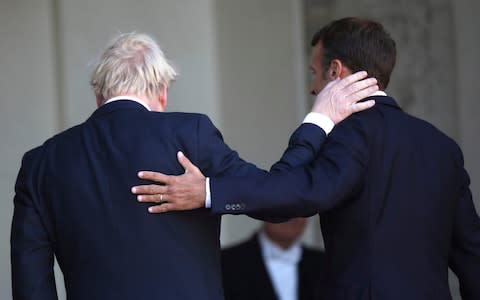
<box><xmin>303</xmin><ymin>112</ymin><xmax>334</xmax><ymax>135</ymax></box>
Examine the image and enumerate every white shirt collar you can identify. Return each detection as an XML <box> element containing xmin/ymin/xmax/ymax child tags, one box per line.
<box><xmin>258</xmin><ymin>231</ymin><xmax>302</xmax><ymax>264</ymax></box>
<box><xmin>371</xmin><ymin>91</ymin><xmax>387</xmax><ymax>96</ymax></box>
<box><xmin>104</xmin><ymin>96</ymin><xmax>151</xmax><ymax>111</ymax></box>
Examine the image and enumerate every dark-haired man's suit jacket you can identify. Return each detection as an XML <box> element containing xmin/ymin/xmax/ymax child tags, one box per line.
<box><xmin>210</xmin><ymin>96</ymin><xmax>480</xmax><ymax>300</ymax></box>
<box><xmin>11</xmin><ymin>100</ymin><xmax>325</xmax><ymax>300</ymax></box>
<box><xmin>221</xmin><ymin>234</ymin><xmax>326</xmax><ymax>300</ymax></box>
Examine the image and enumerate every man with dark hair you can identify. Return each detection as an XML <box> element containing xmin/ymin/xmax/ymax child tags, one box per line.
<box><xmin>133</xmin><ymin>17</ymin><xmax>480</xmax><ymax>300</ymax></box>
<box><xmin>309</xmin><ymin>17</ymin><xmax>396</xmax><ymax>92</ymax></box>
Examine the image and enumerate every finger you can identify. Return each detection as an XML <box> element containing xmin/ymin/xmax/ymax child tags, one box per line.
<box><xmin>131</xmin><ymin>184</ymin><xmax>168</xmax><ymax>195</ymax></box>
<box><xmin>345</xmin><ymin>85</ymin><xmax>379</xmax><ymax>103</ymax></box>
<box><xmin>137</xmin><ymin>171</ymin><xmax>171</xmax><ymax>184</ymax></box>
<box><xmin>335</xmin><ymin>71</ymin><xmax>368</xmax><ymax>89</ymax></box>
<box><xmin>177</xmin><ymin>151</ymin><xmax>201</xmax><ymax>174</ymax></box>
<box><xmin>321</xmin><ymin>78</ymin><xmax>341</xmax><ymax>92</ymax></box>
<box><xmin>148</xmin><ymin>203</ymin><xmax>177</xmax><ymax>213</ymax></box>
<box><xmin>137</xmin><ymin>193</ymin><xmax>168</xmax><ymax>203</ymax></box>
<box><xmin>343</xmin><ymin>78</ymin><xmax>377</xmax><ymax>96</ymax></box>
<box><xmin>350</xmin><ymin>99</ymin><xmax>376</xmax><ymax>113</ymax></box>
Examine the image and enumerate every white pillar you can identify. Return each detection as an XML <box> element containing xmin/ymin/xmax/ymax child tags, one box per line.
<box><xmin>0</xmin><ymin>1</ymin><xmax>59</xmax><ymax>298</ymax></box>
<box><xmin>213</xmin><ymin>0</ymin><xmax>311</xmax><ymax>246</ymax></box>
<box><xmin>454</xmin><ymin>0</ymin><xmax>480</xmax><ymax>207</ymax></box>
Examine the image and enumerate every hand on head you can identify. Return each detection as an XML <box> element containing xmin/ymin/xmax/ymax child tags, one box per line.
<box><xmin>312</xmin><ymin>71</ymin><xmax>378</xmax><ymax>124</ymax></box>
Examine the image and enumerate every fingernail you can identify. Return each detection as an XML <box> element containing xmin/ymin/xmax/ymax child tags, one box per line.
<box><xmin>148</xmin><ymin>207</ymin><xmax>154</xmax><ymax>213</ymax></box>
<box><xmin>138</xmin><ymin>171</ymin><xmax>144</xmax><ymax>177</ymax></box>
<box><xmin>137</xmin><ymin>195</ymin><xmax>143</xmax><ymax>202</ymax></box>
<box><xmin>131</xmin><ymin>187</ymin><xmax>137</xmax><ymax>193</ymax></box>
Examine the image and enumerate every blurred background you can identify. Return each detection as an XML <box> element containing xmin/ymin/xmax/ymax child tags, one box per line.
<box><xmin>1</xmin><ymin>0</ymin><xmax>478</xmax><ymax>298</ymax></box>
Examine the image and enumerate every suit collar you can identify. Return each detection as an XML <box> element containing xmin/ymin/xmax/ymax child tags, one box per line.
<box><xmin>90</xmin><ymin>99</ymin><xmax>150</xmax><ymax>119</ymax></box>
<box><xmin>364</xmin><ymin>95</ymin><xmax>402</xmax><ymax>110</ymax></box>
<box><xmin>104</xmin><ymin>96</ymin><xmax>151</xmax><ymax>111</ymax></box>
<box><xmin>247</xmin><ymin>234</ymin><xmax>278</xmax><ymax>300</ymax></box>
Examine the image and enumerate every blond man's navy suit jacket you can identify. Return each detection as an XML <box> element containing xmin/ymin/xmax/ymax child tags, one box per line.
<box><xmin>11</xmin><ymin>100</ymin><xmax>325</xmax><ymax>300</ymax></box>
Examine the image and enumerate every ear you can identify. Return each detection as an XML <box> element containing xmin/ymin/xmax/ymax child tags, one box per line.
<box><xmin>96</xmin><ymin>95</ymin><xmax>105</xmax><ymax>107</ymax></box>
<box><xmin>158</xmin><ymin>85</ymin><xmax>168</xmax><ymax>111</ymax></box>
<box><xmin>327</xmin><ymin>59</ymin><xmax>344</xmax><ymax>80</ymax></box>
<box><xmin>328</xmin><ymin>59</ymin><xmax>353</xmax><ymax>80</ymax></box>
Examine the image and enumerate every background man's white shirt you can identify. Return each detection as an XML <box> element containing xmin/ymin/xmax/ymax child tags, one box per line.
<box><xmin>258</xmin><ymin>231</ymin><xmax>302</xmax><ymax>300</ymax></box>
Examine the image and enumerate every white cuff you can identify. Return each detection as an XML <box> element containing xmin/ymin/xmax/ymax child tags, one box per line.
<box><xmin>205</xmin><ymin>177</ymin><xmax>211</xmax><ymax>208</ymax></box>
<box><xmin>303</xmin><ymin>112</ymin><xmax>334</xmax><ymax>135</ymax></box>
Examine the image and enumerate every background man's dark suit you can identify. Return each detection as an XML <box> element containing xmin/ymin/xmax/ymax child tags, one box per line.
<box><xmin>221</xmin><ymin>234</ymin><xmax>325</xmax><ymax>300</ymax></box>
<box><xmin>210</xmin><ymin>96</ymin><xmax>480</xmax><ymax>300</ymax></box>
<box><xmin>10</xmin><ymin>100</ymin><xmax>323</xmax><ymax>300</ymax></box>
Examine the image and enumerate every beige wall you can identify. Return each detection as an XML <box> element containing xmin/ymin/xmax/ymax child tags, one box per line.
<box><xmin>0</xmin><ymin>1</ymin><xmax>58</xmax><ymax>298</ymax></box>
<box><xmin>454</xmin><ymin>0</ymin><xmax>480</xmax><ymax>208</ymax></box>
<box><xmin>56</xmin><ymin>0</ymin><xmax>222</xmax><ymax>126</ymax></box>
<box><xmin>213</xmin><ymin>0</ymin><xmax>314</xmax><ymax>246</ymax></box>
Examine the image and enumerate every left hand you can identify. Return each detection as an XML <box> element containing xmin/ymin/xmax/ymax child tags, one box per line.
<box><xmin>131</xmin><ymin>152</ymin><xmax>206</xmax><ymax>213</ymax></box>
<box><xmin>312</xmin><ymin>71</ymin><xmax>378</xmax><ymax>124</ymax></box>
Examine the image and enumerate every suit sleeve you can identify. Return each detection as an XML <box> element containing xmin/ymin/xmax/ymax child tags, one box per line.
<box><xmin>210</xmin><ymin>116</ymin><xmax>368</xmax><ymax>217</ymax></box>
<box><xmin>195</xmin><ymin>115</ymin><xmax>327</xmax><ymax>218</ymax></box>
<box><xmin>195</xmin><ymin>114</ymin><xmax>260</xmax><ymax>178</ymax></box>
<box><xmin>270</xmin><ymin>123</ymin><xmax>328</xmax><ymax>173</ymax></box>
<box><xmin>195</xmin><ymin>115</ymin><xmax>326</xmax><ymax>178</ymax></box>
<box><xmin>11</xmin><ymin>150</ymin><xmax>58</xmax><ymax>300</ymax></box>
<box><xmin>448</xmin><ymin>148</ymin><xmax>480</xmax><ymax>300</ymax></box>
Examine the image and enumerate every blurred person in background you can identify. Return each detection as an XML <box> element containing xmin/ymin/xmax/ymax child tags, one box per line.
<box><xmin>222</xmin><ymin>218</ymin><xmax>325</xmax><ymax>300</ymax></box>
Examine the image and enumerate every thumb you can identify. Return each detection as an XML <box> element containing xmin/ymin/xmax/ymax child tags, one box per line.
<box><xmin>177</xmin><ymin>151</ymin><xmax>201</xmax><ymax>174</ymax></box>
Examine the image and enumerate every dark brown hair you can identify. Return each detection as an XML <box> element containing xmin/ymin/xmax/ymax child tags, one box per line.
<box><xmin>311</xmin><ymin>17</ymin><xmax>396</xmax><ymax>90</ymax></box>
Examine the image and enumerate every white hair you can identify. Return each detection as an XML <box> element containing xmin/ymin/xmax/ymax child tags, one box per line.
<box><xmin>90</xmin><ymin>32</ymin><xmax>177</xmax><ymax>100</ymax></box>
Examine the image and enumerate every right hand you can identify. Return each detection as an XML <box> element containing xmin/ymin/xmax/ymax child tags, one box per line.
<box><xmin>312</xmin><ymin>71</ymin><xmax>378</xmax><ymax>124</ymax></box>
<box><xmin>132</xmin><ymin>152</ymin><xmax>206</xmax><ymax>213</ymax></box>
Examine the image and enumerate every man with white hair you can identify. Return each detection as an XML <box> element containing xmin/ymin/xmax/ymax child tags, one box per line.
<box><xmin>11</xmin><ymin>32</ymin><xmax>377</xmax><ymax>299</ymax></box>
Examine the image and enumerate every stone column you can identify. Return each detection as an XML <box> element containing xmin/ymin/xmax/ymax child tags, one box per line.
<box><xmin>0</xmin><ymin>1</ymin><xmax>59</xmax><ymax>298</ymax></box>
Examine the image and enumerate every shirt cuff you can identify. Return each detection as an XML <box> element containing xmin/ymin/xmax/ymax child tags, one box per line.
<box><xmin>303</xmin><ymin>112</ymin><xmax>334</xmax><ymax>135</ymax></box>
<box><xmin>205</xmin><ymin>177</ymin><xmax>211</xmax><ymax>208</ymax></box>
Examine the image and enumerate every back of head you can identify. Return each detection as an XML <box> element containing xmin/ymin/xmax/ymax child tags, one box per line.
<box><xmin>311</xmin><ymin>17</ymin><xmax>396</xmax><ymax>90</ymax></box>
<box><xmin>90</xmin><ymin>32</ymin><xmax>177</xmax><ymax>101</ymax></box>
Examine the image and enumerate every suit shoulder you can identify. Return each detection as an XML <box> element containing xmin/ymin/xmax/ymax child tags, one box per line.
<box><xmin>21</xmin><ymin>145</ymin><xmax>45</xmax><ymax>166</ymax></box>
<box><xmin>20</xmin><ymin>123</ymin><xmax>87</xmax><ymax>169</ymax></box>
<box><xmin>404</xmin><ymin>113</ymin><xmax>461</xmax><ymax>150</ymax></box>
<box><xmin>302</xmin><ymin>246</ymin><xmax>326</xmax><ymax>261</ymax></box>
<box><xmin>153</xmin><ymin>112</ymin><xmax>212</xmax><ymax>123</ymax></box>
<box><xmin>300</xmin><ymin>246</ymin><xmax>326</xmax><ymax>276</ymax></box>
<box><xmin>222</xmin><ymin>240</ymin><xmax>254</xmax><ymax>256</ymax></box>
<box><xmin>150</xmin><ymin>112</ymin><xmax>218</xmax><ymax>132</ymax></box>
<box><xmin>222</xmin><ymin>237</ymin><xmax>258</xmax><ymax>261</ymax></box>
